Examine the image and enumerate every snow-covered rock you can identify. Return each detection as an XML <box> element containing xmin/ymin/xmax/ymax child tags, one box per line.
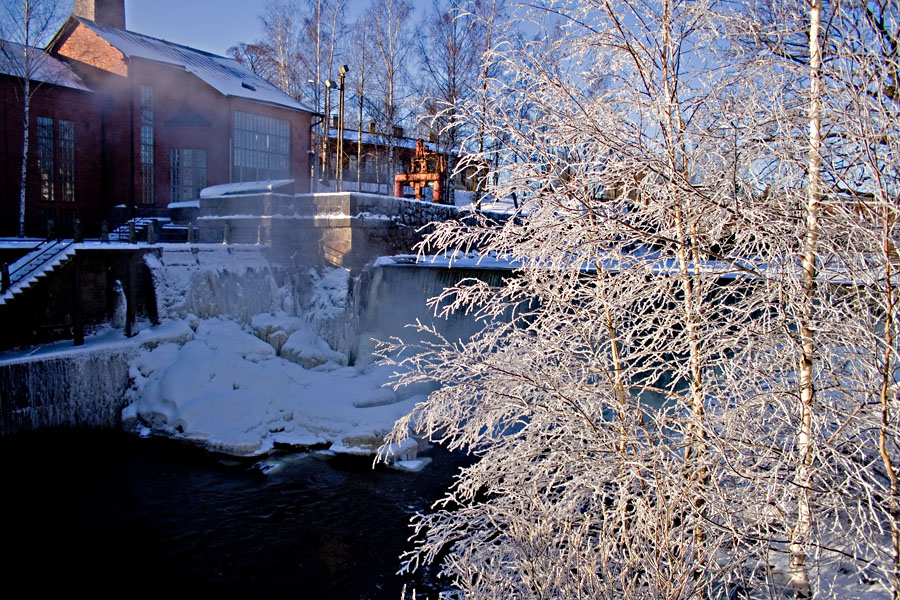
<box><xmin>280</xmin><ymin>324</ymin><xmax>348</xmax><ymax>369</ymax></box>
<box><xmin>250</xmin><ymin>312</ymin><xmax>304</xmax><ymax>353</ymax></box>
<box><xmin>123</xmin><ymin>316</ymin><xmax>421</xmax><ymax>457</ymax></box>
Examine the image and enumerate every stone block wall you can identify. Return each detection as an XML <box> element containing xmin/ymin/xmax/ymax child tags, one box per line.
<box><xmin>196</xmin><ymin>191</ymin><xmax>508</xmax><ymax>271</ymax></box>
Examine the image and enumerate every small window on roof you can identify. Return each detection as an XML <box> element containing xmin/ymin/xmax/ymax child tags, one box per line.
<box><xmin>241</xmin><ymin>82</ymin><xmax>257</xmax><ymax>92</ymax></box>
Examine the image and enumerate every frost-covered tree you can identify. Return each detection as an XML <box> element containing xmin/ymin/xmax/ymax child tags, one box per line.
<box><xmin>829</xmin><ymin>3</ymin><xmax>900</xmax><ymax>589</ymax></box>
<box><xmin>378</xmin><ymin>0</ymin><xmax>900</xmax><ymax>598</ymax></box>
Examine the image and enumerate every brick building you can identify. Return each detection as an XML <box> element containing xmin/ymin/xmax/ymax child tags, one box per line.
<box><xmin>317</xmin><ymin>120</ymin><xmax>472</xmax><ymax>204</ymax></box>
<box><xmin>0</xmin><ymin>41</ymin><xmax>106</xmax><ymax>237</ymax></box>
<box><xmin>1</xmin><ymin>0</ymin><xmax>314</xmax><ymax>237</ymax></box>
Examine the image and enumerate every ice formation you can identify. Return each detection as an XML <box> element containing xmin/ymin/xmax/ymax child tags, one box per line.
<box><xmin>123</xmin><ymin>246</ymin><xmax>427</xmax><ymax>457</ymax></box>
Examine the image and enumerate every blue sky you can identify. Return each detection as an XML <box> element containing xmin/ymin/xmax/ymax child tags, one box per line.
<box><xmin>126</xmin><ymin>0</ymin><xmax>371</xmax><ymax>57</ymax></box>
<box><xmin>126</xmin><ymin>1</ymin><xmax>269</xmax><ymax>56</ymax></box>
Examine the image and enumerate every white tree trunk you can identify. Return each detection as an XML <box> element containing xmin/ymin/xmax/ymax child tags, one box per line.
<box><xmin>791</xmin><ymin>1</ymin><xmax>822</xmax><ymax>596</ymax></box>
<box><xmin>18</xmin><ymin>75</ymin><xmax>30</xmax><ymax>238</ymax></box>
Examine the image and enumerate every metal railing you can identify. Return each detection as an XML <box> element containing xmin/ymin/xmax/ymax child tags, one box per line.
<box><xmin>2</xmin><ymin>238</ymin><xmax>74</xmax><ymax>294</ymax></box>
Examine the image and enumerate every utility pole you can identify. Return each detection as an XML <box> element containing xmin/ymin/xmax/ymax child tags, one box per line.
<box><xmin>308</xmin><ymin>78</ymin><xmax>320</xmax><ymax>187</ymax></box>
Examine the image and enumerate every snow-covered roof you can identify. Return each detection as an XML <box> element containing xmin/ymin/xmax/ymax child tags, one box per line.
<box><xmin>71</xmin><ymin>18</ymin><xmax>313</xmax><ymax>113</ymax></box>
<box><xmin>323</xmin><ymin>127</ymin><xmax>461</xmax><ymax>154</ymax></box>
<box><xmin>0</xmin><ymin>39</ymin><xmax>90</xmax><ymax>91</ymax></box>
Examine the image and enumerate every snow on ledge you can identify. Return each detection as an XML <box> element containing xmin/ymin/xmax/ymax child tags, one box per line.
<box><xmin>375</xmin><ymin>251</ymin><xmax>523</xmax><ymax>270</ymax></box>
<box><xmin>167</xmin><ymin>200</ymin><xmax>200</xmax><ymax>209</ymax></box>
<box><xmin>200</xmin><ymin>179</ymin><xmax>295</xmax><ymax>199</ymax></box>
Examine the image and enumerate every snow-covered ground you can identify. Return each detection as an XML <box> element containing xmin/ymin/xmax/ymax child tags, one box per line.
<box><xmin>122</xmin><ymin>315</ymin><xmax>430</xmax><ymax>457</ymax></box>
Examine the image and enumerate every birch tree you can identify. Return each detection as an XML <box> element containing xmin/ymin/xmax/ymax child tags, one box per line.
<box><xmin>379</xmin><ymin>0</ymin><xmax>900</xmax><ymax>598</ymax></box>
<box><xmin>347</xmin><ymin>15</ymin><xmax>372</xmax><ymax>191</ymax></box>
<box><xmin>1</xmin><ymin>0</ymin><xmax>65</xmax><ymax>237</ymax></box>
<box><xmin>380</xmin><ymin>0</ymin><xmax>784</xmax><ymax>596</ymax></box>
<box><xmin>727</xmin><ymin>2</ymin><xmax>900</xmax><ymax>596</ymax></box>
<box><xmin>799</xmin><ymin>1</ymin><xmax>900</xmax><ymax>594</ymax></box>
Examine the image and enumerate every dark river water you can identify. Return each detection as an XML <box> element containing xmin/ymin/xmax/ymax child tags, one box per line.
<box><xmin>0</xmin><ymin>429</ymin><xmax>469</xmax><ymax>599</ymax></box>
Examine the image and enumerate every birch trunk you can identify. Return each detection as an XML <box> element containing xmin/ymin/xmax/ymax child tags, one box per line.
<box><xmin>879</xmin><ymin>202</ymin><xmax>900</xmax><ymax>597</ymax></box>
<box><xmin>790</xmin><ymin>1</ymin><xmax>822</xmax><ymax>596</ymax></box>
<box><xmin>18</xmin><ymin>74</ymin><xmax>29</xmax><ymax>237</ymax></box>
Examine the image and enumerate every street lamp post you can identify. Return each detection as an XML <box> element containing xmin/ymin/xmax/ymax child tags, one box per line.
<box><xmin>323</xmin><ymin>79</ymin><xmax>336</xmax><ymax>184</ymax></box>
<box><xmin>336</xmin><ymin>65</ymin><xmax>349</xmax><ymax>190</ymax></box>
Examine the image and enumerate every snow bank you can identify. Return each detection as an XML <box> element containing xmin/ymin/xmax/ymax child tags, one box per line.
<box><xmin>200</xmin><ymin>179</ymin><xmax>295</xmax><ymax>198</ymax></box>
<box><xmin>124</xmin><ymin>315</ymin><xmax>425</xmax><ymax>457</ymax></box>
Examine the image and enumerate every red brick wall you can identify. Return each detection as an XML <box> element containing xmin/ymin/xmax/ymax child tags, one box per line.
<box><xmin>0</xmin><ymin>76</ymin><xmax>105</xmax><ymax>237</ymax></box>
<box><xmin>29</xmin><ymin>21</ymin><xmax>314</xmax><ymax>227</ymax></box>
<box><xmin>56</xmin><ymin>24</ymin><xmax>127</xmax><ymax>77</ymax></box>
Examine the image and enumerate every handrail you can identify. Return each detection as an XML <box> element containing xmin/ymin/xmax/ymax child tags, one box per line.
<box><xmin>5</xmin><ymin>239</ymin><xmax>74</xmax><ymax>291</ymax></box>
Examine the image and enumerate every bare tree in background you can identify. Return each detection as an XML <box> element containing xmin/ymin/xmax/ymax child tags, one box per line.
<box><xmin>228</xmin><ymin>0</ymin><xmax>347</xmax><ymax>112</ymax></box>
<box><xmin>228</xmin><ymin>41</ymin><xmax>279</xmax><ymax>82</ymax></box>
<box><xmin>228</xmin><ymin>1</ymin><xmax>304</xmax><ymax>98</ymax></box>
<box><xmin>347</xmin><ymin>15</ymin><xmax>372</xmax><ymax>192</ymax></box>
<box><xmin>366</xmin><ymin>0</ymin><xmax>412</xmax><ymax>184</ymax></box>
<box><xmin>415</xmin><ymin>0</ymin><xmax>482</xmax><ymax>204</ymax></box>
<box><xmin>1</xmin><ymin>0</ymin><xmax>65</xmax><ymax>237</ymax></box>
<box><xmin>259</xmin><ymin>0</ymin><xmax>303</xmax><ymax>99</ymax></box>
<box><xmin>470</xmin><ymin>0</ymin><xmax>505</xmax><ymax>209</ymax></box>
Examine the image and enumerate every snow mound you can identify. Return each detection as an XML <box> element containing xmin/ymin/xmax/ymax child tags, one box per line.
<box><xmin>123</xmin><ymin>317</ymin><xmax>418</xmax><ymax>457</ymax></box>
<box><xmin>250</xmin><ymin>312</ymin><xmax>305</xmax><ymax>353</ymax></box>
<box><xmin>280</xmin><ymin>324</ymin><xmax>348</xmax><ymax>369</ymax></box>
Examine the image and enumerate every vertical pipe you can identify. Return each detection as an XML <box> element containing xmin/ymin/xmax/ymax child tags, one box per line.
<box><xmin>72</xmin><ymin>257</ymin><xmax>83</xmax><ymax>346</ymax></box>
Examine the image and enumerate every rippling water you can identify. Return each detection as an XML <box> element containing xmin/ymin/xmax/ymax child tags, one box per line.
<box><xmin>0</xmin><ymin>430</ymin><xmax>468</xmax><ymax>598</ymax></box>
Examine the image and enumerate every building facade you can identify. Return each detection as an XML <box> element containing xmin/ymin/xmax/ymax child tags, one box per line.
<box><xmin>1</xmin><ymin>0</ymin><xmax>314</xmax><ymax>238</ymax></box>
<box><xmin>0</xmin><ymin>42</ymin><xmax>107</xmax><ymax>237</ymax></box>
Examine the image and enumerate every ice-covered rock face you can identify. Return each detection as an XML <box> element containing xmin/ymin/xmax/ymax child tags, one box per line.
<box><xmin>127</xmin><ymin>247</ymin><xmax>421</xmax><ymax>457</ymax></box>
<box><xmin>145</xmin><ymin>247</ymin><xmax>299</xmax><ymax>323</ymax></box>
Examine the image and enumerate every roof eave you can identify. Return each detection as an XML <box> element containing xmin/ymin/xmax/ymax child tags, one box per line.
<box><xmin>227</xmin><ymin>94</ymin><xmax>316</xmax><ymax>115</ymax></box>
<box><xmin>44</xmin><ymin>16</ymin><xmax>79</xmax><ymax>55</ymax></box>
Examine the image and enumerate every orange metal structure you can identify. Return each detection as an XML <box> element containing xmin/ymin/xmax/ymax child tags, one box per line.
<box><xmin>394</xmin><ymin>139</ymin><xmax>447</xmax><ymax>203</ymax></box>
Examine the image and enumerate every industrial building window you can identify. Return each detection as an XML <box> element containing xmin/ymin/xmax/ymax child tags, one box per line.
<box><xmin>232</xmin><ymin>111</ymin><xmax>290</xmax><ymax>182</ymax></box>
<box><xmin>140</xmin><ymin>85</ymin><xmax>155</xmax><ymax>204</ymax></box>
<box><xmin>37</xmin><ymin>116</ymin><xmax>54</xmax><ymax>202</ymax></box>
<box><xmin>171</xmin><ymin>148</ymin><xmax>207</xmax><ymax>202</ymax></box>
<box><xmin>58</xmin><ymin>120</ymin><xmax>75</xmax><ymax>202</ymax></box>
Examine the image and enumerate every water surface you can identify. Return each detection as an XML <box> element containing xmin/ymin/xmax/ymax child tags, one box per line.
<box><xmin>0</xmin><ymin>430</ymin><xmax>466</xmax><ymax>598</ymax></box>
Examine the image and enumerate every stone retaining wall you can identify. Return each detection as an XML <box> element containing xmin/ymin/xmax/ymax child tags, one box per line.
<box><xmin>196</xmin><ymin>192</ymin><xmax>505</xmax><ymax>270</ymax></box>
<box><xmin>0</xmin><ymin>349</ymin><xmax>133</xmax><ymax>435</ymax></box>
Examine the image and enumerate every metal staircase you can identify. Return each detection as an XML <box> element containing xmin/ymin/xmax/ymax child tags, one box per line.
<box><xmin>0</xmin><ymin>239</ymin><xmax>77</xmax><ymax>306</ymax></box>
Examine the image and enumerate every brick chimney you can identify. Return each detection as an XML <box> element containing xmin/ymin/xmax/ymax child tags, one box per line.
<box><xmin>75</xmin><ymin>0</ymin><xmax>126</xmax><ymax>29</ymax></box>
